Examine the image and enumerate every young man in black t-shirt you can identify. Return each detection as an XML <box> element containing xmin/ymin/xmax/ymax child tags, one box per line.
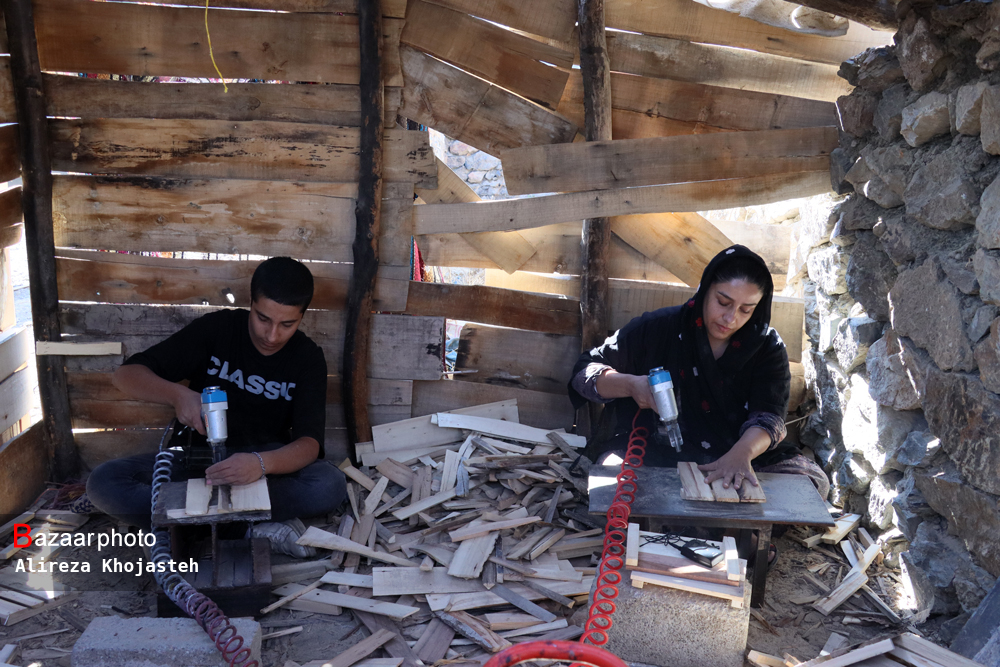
<box><xmin>86</xmin><ymin>257</ymin><xmax>346</xmax><ymax>556</ymax></box>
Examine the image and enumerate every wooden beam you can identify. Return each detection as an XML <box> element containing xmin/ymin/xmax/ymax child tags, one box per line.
<box><xmin>604</xmin><ymin>0</ymin><xmax>893</xmax><ymax>66</ymax></box>
<box><xmin>557</xmin><ymin>70</ymin><xmax>838</xmax><ymax>138</ymax></box>
<box><xmin>415</xmin><ymin>157</ymin><xmax>538</xmax><ymax>274</ymax></box>
<box><xmin>1</xmin><ymin>0</ymin><xmax>77</xmax><ymax>480</ymax></box>
<box><xmin>412</xmin><ymin>170</ymin><xmax>833</xmax><ymax>235</ymax></box>
<box><xmin>401</xmin><ymin>0</ymin><xmax>572</xmax><ymax>110</ymax></box>
<box><xmin>404</xmin><ymin>281</ymin><xmax>579</xmax><ymax>336</ymax></box>
<box><xmin>604</xmin><ymin>32</ymin><xmax>848</xmax><ymax>103</ymax></box>
<box><xmin>48</xmin><ymin>119</ymin><xmax>435</xmax><ymax>187</ymax></box>
<box><xmin>577</xmin><ymin>0</ymin><xmax>612</xmax><ymax>352</ymax></box>
<box><xmin>422</xmin><ymin>0</ymin><xmax>576</xmax><ymax>43</ymax></box>
<box><xmin>501</xmin><ymin>127</ymin><xmax>838</xmax><ymax>196</ymax></box>
<box><xmin>34</xmin><ymin>0</ymin><xmax>404</xmax><ymax>86</ymax></box>
<box><xmin>344</xmin><ymin>0</ymin><xmax>384</xmax><ymax>447</ymax></box>
<box><xmin>398</xmin><ymin>46</ymin><xmax>577</xmax><ymax>156</ymax></box>
<box><xmin>40</xmin><ymin>73</ymin><xmax>403</xmax><ymax>128</ymax></box>
<box><xmin>791</xmin><ymin>1</ymin><xmax>896</xmax><ymax>32</ymax></box>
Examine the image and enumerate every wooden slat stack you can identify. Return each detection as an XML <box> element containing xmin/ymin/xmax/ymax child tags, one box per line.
<box><xmin>261</xmin><ymin>400</ymin><xmax>602</xmax><ymax>664</ymax></box>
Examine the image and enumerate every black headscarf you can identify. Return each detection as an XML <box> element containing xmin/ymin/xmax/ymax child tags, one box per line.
<box><xmin>570</xmin><ymin>245</ymin><xmax>792</xmax><ymax>467</ymax></box>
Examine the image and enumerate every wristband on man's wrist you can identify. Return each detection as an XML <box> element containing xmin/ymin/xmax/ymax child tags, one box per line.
<box><xmin>251</xmin><ymin>452</ymin><xmax>266</xmax><ymax>479</ymax></box>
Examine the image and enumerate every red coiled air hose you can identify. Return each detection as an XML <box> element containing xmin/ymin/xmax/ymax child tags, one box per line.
<box><xmin>579</xmin><ymin>411</ymin><xmax>648</xmax><ymax>647</ymax></box>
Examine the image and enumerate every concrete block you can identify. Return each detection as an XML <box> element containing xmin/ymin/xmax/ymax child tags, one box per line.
<box><xmin>597</xmin><ymin>574</ymin><xmax>750</xmax><ymax>667</ymax></box>
<box><xmin>72</xmin><ymin>616</ymin><xmax>261</xmax><ymax>667</ymax></box>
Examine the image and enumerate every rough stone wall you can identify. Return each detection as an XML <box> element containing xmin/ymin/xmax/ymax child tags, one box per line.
<box><xmin>427</xmin><ymin>130</ymin><xmax>508</xmax><ymax>199</ymax></box>
<box><xmin>793</xmin><ymin>1</ymin><xmax>1000</xmax><ymax>626</ymax></box>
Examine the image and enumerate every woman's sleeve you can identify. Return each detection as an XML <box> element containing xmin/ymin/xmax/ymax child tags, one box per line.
<box><xmin>743</xmin><ymin>329</ymin><xmax>791</xmax><ymax>446</ymax></box>
<box><xmin>567</xmin><ymin>309</ymin><xmax>666</xmax><ymax>409</ymax></box>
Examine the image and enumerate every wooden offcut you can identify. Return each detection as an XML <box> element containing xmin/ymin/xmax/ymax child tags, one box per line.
<box><xmin>230</xmin><ymin>478</ymin><xmax>271</xmax><ymax>512</ymax></box>
<box><xmin>501</xmin><ymin>127</ymin><xmax>838</xmax><ymax>196</ymax></box>
<box><xmin>296</xmin><ymin>526</ymin><xmax>417</xmax><ymax>567</ymax></box>
<box><xmin>184</xmin><ymin>479</ymin><xmax>212</xmax><ymax>517</ymax></box>
<box><xmin>631</xmin><ymin>568</ymin><xmax>745</xmax><ymax>608</ymax></box>
<box><xmin>433</xmin><ymin>413</ymin><xmax>585</xmax><ymax>448</ymax></box>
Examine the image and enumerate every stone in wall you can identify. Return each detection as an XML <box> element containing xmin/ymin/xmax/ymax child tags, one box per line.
<box><xmin>838</xmin><ymin>194</ymin><xmax>881</xmax><ymax>232</ymax></box>
<box><xmin>833</xmin><ymin>316</ymin><xmax>882</xmax><ymax>372</ymax></box>
<box><xmin>846</xmin><ymin>232</ymin><xmax>896</xmax><ymax>322</ymax></box>
<box><xmin>923</xmin><ymin>367</ymin><xmax>1000</xmax><ymax>496</ymax></box>
<box><xmin>892</xmin><ymin>468</ymin><xmax>937</xmax><ymax>541</ymax></box>
<box><xmin>888</xmin><ymin>430</ymin><xmax>940</xmax><ymax>469</ymax></box>
<box><xmin>855</xmin><ymin>46</ymin><xmax>905</xmax><ymax>93</ymax></box>
<box><xmin>896</xmin><ymin>14</ymin><xmax>949</xmax><ymax>92</ymax></box>
<box><xmin>971</xmin><ymin>305</ymin><xmax>999</xmax><ymax>342</ymax></box>
<box><xmin>975</xmin><ymin>318</ymin><xmax>1000</xmax><ymax>394</ymax></box>
<box><xmin>981</xmin><ymin>87</ymin><xmax>1000</xmax><ymax>155</ymax></box>
<box><xmin>876</xmin><ymin>83</ymin><xmax>921</xmax><ymax>141</ymax></box>
<box><xmin>868</xmin><ymin>470</ymin><xmax>903</xmax><ymax>530</ymax></box>
<box><xmin>816</xmin><ymin>289</ymin><xmax>855</xmax><ymax>352</ymax></box>
<box><xmin>862</xmin><ymin>144</ymin><xmax>916</xmax><ymax>198</ymax></box>
<box><xmin>896</xmin><ymin>332</ymin><xmax>936</xmax><ymax>405</ymax></box>
<box><xmin>810</xmin><ymin>349</ymin><xmax>847</xmax><ymax>438</ymax></box>
<box><xmin>833</xmin><ymin>450</ymin><xmax>875</xmax><ymax>494</ymax></box>
<box><xmin>941</xmin><ymin>253</ymin><xmax>981</xmax><ymax>295</ymax></box>
<box><xmin>889</xmin><ymin>256</ymin><xmax>978</xmax><ymax>372</ymax></box>
<box><xmin>866</xmin><ymin>334</ymin><xmax>922</xmax><ymax>410</ymax></box>
<box><xmin>907</xmin><ymin>519</ymin><xmax>996</xmax><ymax>615</ymax></box>
<box><xmin>956</xmin><ymin>81</ymin><xmax>990</xmax><ymax>136</ymax></box>
<box><xmin>842</xmin><ymin>374</ymin><xmax>928</xmax><ymax>475</ymax></box>
<box><xmin>901</xmin><ymin>91</ymin><xmax>953</xmax><ymax>147</ymax></box>
<box><xmin>880</xmin><ymin>207</ymin><xmax>974</xmax><ymax>266</ymax></box>
<box><xmin>836</xmin><ymin>90</ymin><xmax>879</xmax><ymax>139</ymax></box>
<box><xmin>976</xmin><ymin>248</ymin><xmax>1000</xmax><ymax>305</ymax></box>
<box><xmin>978</xmin><ymin>174</ymin><xmax>1000</xmax><ymax>249</ymax></box>
<box><xmin>905</xmin><ymin>137</ymin><xmax>986</xmax><ymax>231</ymax></box>
<box><xmin>916</xmin><ymin>458</ymin><xmax>1000</xmax><ymax>578</ymax></box>
<box><xmin>807</xmin><ymin>244</ymin><xmax>850</xmax><ymax>295</ymax></box>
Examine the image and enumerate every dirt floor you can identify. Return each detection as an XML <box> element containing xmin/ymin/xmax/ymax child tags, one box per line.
<box><xmin>0</xmin><ymin>516</ymin><xmax>964</xmax><ymax>667</ymax></box>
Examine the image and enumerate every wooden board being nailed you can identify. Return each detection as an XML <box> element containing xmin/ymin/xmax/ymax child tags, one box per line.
<box><xmin>677</xmin><ymin>462</ymin><xmax>766</xmax><ymax>503</ymax></box>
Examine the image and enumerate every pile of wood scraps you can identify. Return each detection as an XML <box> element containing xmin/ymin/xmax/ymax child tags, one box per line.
<box><xmin>0</xmin><ymin>568</ymin><xmax>81</xmax><ymax>626</ymax></box>
<box><xmin>786</xmin><ymin>512</ymin><xmax>904</xmax><ymax>625</ymax></box>
<box><xmin>265</xmin><ymin>400</ymin><xmax>600</xmax><ymax>667</ymax></box>
<box><xmin>0</xmin><ymin>510</ymin><xmax>90</xmax><ymax>564</ymax></box>
<box><xmin>749</xmin><ymin>632</ymin><xmax>987</xmax><ymax>667</ymax></box>
<box><xmin>624</xmin><ymin>524</ymin><xmax>746</xmax><ymax>608</ymax></box>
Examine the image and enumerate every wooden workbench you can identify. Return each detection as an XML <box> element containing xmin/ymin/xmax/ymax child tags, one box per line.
<box><xmin>588</xmin><ymin>465</ymin><xmax>835</xmax><ymax>607</ymax></box>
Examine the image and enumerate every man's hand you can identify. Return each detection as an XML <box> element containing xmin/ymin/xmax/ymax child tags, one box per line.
<box><xmin>173</xmin><ymin>387</ymin><xmax>206</xmax><ymax>435</ymax></box>
<box><xmin>206</xmin><ymin>453</ymin><xmax>265</xmax><ymax>487</ymax></box>
<box><xmin>699</xmin><ymin>448</ymin><xmax>758</xmax><ymax>490</ymax></box>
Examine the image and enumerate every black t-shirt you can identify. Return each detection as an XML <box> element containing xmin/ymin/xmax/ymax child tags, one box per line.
<box><xmin>123</xmin><ymin>308</ymin><xmax>327</xmax><ymax>454</ymax></box>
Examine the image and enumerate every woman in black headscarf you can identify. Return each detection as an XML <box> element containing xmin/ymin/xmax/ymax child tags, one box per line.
<box><xmin>570</xmin><ymin>245</ymin><xmax>827</xmax><ymax>498</ymax></box>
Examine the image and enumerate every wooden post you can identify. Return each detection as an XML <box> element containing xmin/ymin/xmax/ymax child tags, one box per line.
<box><xmin>577</xmin><ymin>0</ymin><xmax>612</xmax><ymax>353</ymax></box>
<box><xmin>1</xmin><ymin>0</ymin><xmax>77</xmax><ymax>480</ymax></box>
<box><xmin>343</xmin><ymin>0</ymin><xmax>384</xmax><ymax>448</ymax></box>
<box><xmin>789</xmin><ymin>0</ymin><xmax>896</xmax><ymax>31</ymax></box>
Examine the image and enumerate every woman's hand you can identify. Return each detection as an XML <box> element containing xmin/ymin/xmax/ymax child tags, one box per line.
<box><xmin>594</xmin><ymin>371</ymin><xmax>657</xmax><ymax>412</ymax></box>
<box><xmin>699</xmin><ymin>427</ymin><xmax>771</xmax><ymax>490</ymax></box>
<box><xmin>699</xmin><ymin>448</ymin><xmax>758</xmax><ymax>490</ymax></box>
<box><xmin>206</xmin><ymin>453</ymin><xmax>265</xmax><ymax>486</ymax></box>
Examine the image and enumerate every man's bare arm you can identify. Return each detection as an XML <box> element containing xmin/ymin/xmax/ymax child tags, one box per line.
<box><xmin>206</xmin><ymin>437</ymin><xmax>320</xmax><ymax>486</ymax></box>
<box><xmin>112</xmin><ymin>364</ymin><xmax>204</xmax><ymax>434</ymax></box>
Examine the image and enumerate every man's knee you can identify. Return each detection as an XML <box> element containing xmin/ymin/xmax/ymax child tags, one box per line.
<box><xmin>288</xmin><ymin>461</ymin><xmax>347</xmax><ymax>516</ymax></box>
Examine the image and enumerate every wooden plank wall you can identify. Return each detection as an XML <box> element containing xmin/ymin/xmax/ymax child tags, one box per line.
<box><xmin>398</xmin><ymin>0</ymin><xmax>878</xmax><ymax>422</ymax></box>
<box><xmin>3</xmin><ymin>0</ymin><xmax>886</xmax><ymax>465</ymax></box>
<box><xmin>14</xmin><ymin>0</ymin><xmax>442</xmax><ymax>467</ymax></box>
